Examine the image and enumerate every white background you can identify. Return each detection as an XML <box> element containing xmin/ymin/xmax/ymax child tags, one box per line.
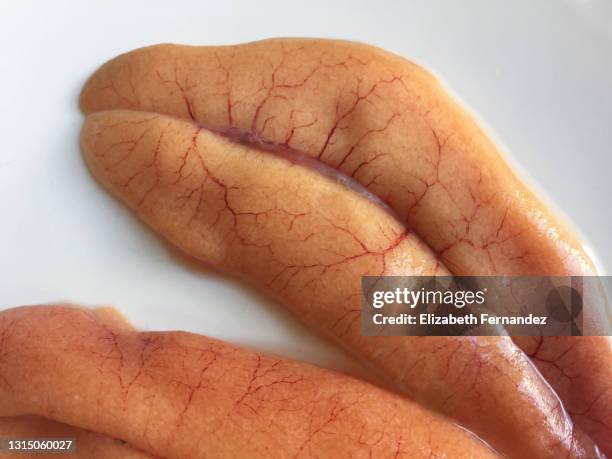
<box><xmin>1</xmin><ymin>0</ymin><xmax>611</xmax><ymax>376</ymax></box>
